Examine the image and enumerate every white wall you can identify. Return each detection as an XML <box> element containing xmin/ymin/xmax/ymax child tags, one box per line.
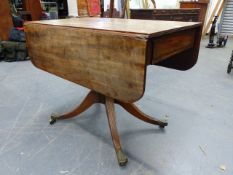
<box><xmin>125</xmin><ymin>0</ymin><xmax>179</xmax><ymax>10</ymax></box>
<box><xmin>67</xmin><ymin>0</ymin><xmax>78</xmax><ymax>16</ymax></box>
<box><xmin>206</xmin><ymin>0</ymin><xmax>223</xmax><ymax>24</ymax></box>
<box><xmin>103</xmin><ymin>0</ymin><xmax>121</xmax><ymax>11</ymax></box>
<box><xmin>156</xmin><ymin>0</ymin><xmax>179</xmax><ymax>9</ymax></box>
<box><xmin>130</xmin><ymin>0</ymin><xmax>179</xmax><ymax>9</ymax></box>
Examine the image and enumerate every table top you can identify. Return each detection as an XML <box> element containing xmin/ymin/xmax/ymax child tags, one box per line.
<box><xmin>25</xmin><ymin>18</ymin><xmax>201</xmax><ymax>103</ymax></box>
<box><xmin>25</xmin><ymin>17</ymin><xmax>201</xmax><ymax>38</ymax></box>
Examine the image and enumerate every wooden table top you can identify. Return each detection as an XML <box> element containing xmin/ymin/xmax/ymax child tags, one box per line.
<box><xmin>25</xmin><ymin>18</ymin><xmax>202</xmax><ymax>102</ymax></box>
<box><xmin>25</xmin><ymin>18</ymin><xmax>201</xmax><ymax>38</ymax></box>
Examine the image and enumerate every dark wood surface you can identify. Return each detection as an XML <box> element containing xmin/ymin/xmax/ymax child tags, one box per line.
<box><xmin>25</xmin><ymin>20</ymin><xmax>148</xmax><ymax>102</ymax></box>
<box><xmin>0</xmin><ymin>0</ymin><xmax>13</xmax><ymax>40</ymax></box>
<box><xmin>180</xmin><ymin>1</ymin><xmax>209</xmax><ymax>24</ymax></box>
<box><xmin>25</xmin><ymin>18</ymin><xmax>202</xmax><ymax>102</ymax></box>
<box><xmin>22</xmin><ymin>0</ymin><xmax>43</xmax><ymax>21</ymax></box>
<box><xmin>152</xmin><ymin>29</ymin><xmax>195</xmax><ymax>63</ymax></box>
<box><xmin>130</xmin><ymin>8</ymin><xmax>200</xmax><ymax>22</ymax></box>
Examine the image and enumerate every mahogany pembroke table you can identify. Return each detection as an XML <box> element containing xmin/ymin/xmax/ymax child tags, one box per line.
<box><xmin>24</xmin><ymin>18</ymin><xmax>202</xmax><ymax>166</ymax></box>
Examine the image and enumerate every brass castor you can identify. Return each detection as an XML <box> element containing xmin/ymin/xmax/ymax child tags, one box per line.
<box><xmin>49</xmin><ymin>114</ymin><xmax>59</xmax><ymax>125</ymax></box>
<box><xmin>159</xmin><ymin>120</ymin><xmax>168</xmax><ymax>129</ymax></box>
<box><xmin>116</xmin><ymin>149</ymin><xmax>128</xmax><ymax>166</ymax></box>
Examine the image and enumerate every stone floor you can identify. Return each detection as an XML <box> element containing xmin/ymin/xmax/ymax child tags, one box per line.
<box><xmin>0</xmin><ymin>38</ymin><xmax>233</xmax><ymax>175</ymax></box>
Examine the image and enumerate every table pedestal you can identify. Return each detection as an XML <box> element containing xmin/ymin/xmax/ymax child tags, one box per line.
<box><xmin>49</xmin><ymin>91</ymin><xmax>168</xmax><ymax>166</ymax></box>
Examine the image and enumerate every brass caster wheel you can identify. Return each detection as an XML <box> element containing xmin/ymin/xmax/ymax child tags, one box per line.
<box><xmin>49</xmin><ymin>114</ymin><xmax>59</xmax><ymax>125</ymax></box>
<box><xmin>116</xmin><ymin>149</ymin><xmax>128</xmax><ymax>166</ymax></box>
<box><xmin>159</xmin><ymin>120</ymin><xmax>168</xmax><ymax>129</ymax></box>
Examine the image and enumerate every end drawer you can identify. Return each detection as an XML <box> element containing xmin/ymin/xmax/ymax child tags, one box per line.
<box><xmin>152</xmin><ymin>29</ymin><xmax>196</xmax><ymax>64</ymax></box>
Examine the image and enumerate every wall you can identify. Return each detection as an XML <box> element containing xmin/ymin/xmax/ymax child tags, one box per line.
<box><xmin>156</xmin><ymin>0</ymin><xmax>179</xmax><ymax>8</ymax></box>
<box><xmin>206</xmin><ymin>0</ymin><xmax>222</xmax><ymax>27</ymax></box>
<box><xmin>129</xmin><ymin>0</ymin><xmax>178</xmax><ymax>9</ymax></box>
<box><xmin>67</xmin><ymin>0</ymin><xmax>78</xmax><ymax>16</ymax></box>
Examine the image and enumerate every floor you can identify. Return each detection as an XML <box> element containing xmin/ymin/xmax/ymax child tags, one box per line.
<box><xmin>0</xmin><ymin>38</ymin><xmax>233</xmax><ymax>175</ymax></box>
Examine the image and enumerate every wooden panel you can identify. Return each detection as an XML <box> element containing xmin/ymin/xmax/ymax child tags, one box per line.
<box><xmin>130</xmin><ymin>9</ymin><xmax>200</xmax><ymax>22</ymax></box>
<box><xmin>152</xmin><ymin>29</ymin><xmax>195</xmax><ymax>64</ymax></box>
<box><xmin>24</xmin><ymin>23</ymin><xmax>148</xmax><ymax>102</ymax></box>
<box><xmin>180</xmin><ymin>1</ymin><xmax>209</xmax><ymax>24</ymax></box>
<box><xmin>0</xmin><ymin>0</ymin><xmax>13</xmax><ymax>40</ymax></box>
<box><xmin>22</xmin><ymin>0</ymin><xmax>43</xmax><ymax>21</ymax></box>
<box><xmin>155</xmin><ymin>25</ymin><xmax>202</xmax><ymax>71</ymax></box>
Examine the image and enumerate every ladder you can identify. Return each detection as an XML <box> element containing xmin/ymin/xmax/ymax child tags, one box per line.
<box><xmin>221</xmin><ymin>0</ymin><xmax>233</xmax><ymax>74</ymax></box>
<box><xmin>219</xmin><ymin>0</ymin><xmax>233</xmax><ymax>36</ymax></box>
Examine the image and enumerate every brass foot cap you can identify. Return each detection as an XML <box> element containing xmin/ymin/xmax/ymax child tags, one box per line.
<box><xmin>159</xmin><ymin>119</ymin><xmax>168</xmax><ymax>128</ymax></box>
<box><xmin>116</xmin><ymin>149</ymin><xmax>128</xmax><ymax>166</ymax></box>
<box><xmin>49</xmin><ymin>114</ymin><xmax>60</xmax><ymax>125</ymax></box>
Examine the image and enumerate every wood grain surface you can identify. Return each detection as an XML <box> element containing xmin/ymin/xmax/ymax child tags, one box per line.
<box><xmin>155</xmin><ymin>24</ymin><xmax>202</xmax><ymax>71</ymax></box>
<box><xmin>25</xmin><ymin>18</ymin><xmax>201</xmax><ymax>38</ymax></box>
<box><xmin>0</xmin><ymin>0</ymin><xmax>13</xmax><ymax>40</ymax></box>
<box><xmin>22</xmin><ymin>0</ymin><xmax>43</xmax><ymax>21</ymax></box>
<box><xmin>130</xmin><ymin>8</ymin><xmax>200</xmax><ymax>22</ymax></box>
<box><xmin>25</xmin><ymin>22</ymin><xmax>148</xmax><ymax>102</ymax></box>
<box><xmin>152</xmin><ymin>29</ymin><xmax>195</xmax><ymax>64</ymax></box>
<box><xmin>180</xmin><ymin>1</ymin><xmax>209</xmax><ymax>26</ymax></box>
<box><xmin>25</xmin><ymin>18</ymin><xmax>202</xmax><ymax>102</ymax></box>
